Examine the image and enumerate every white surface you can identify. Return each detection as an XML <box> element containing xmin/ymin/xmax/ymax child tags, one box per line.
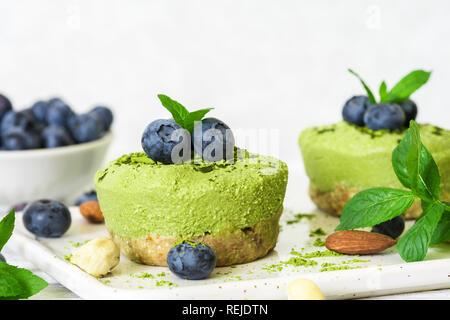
<box><xmin>0</xmin><ymin>132</ymin><xmax>112</xmax><ymax>206</ymax></box>
<box><xmin>6</xmin><ymin>174</ymin><xmax>450</xmax><ymax>300</ymax></box>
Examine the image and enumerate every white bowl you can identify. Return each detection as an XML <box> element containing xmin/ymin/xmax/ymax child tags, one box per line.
<box><xmin>0</xmin><ymin>132</ymin><xmax>113</xmax><ymax>207</ymax></box>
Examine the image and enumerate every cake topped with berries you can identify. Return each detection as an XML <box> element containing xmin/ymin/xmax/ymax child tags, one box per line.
<box><xmin>299</xmin><ymin>69</ymin><xmax>450</xmax><ymax>218</ymax></box>
<box><xmin>95</xmin><ymin>95</ymin><xmax>288</xmax><ymax>267</ymax></box>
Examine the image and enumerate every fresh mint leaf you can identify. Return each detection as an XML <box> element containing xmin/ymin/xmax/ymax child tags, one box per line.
<box><xmin>392</xmin><ymin>127</ymin><xmax>414</xmax><ymax>189</ymax></box>
<box><xmin>0</xmin><ymin>271</ymin><xmax>24</xmax><ymax>298</ymax></box>
<box><xmin>430</xmin><ymin>210</ymin><xmax>450</xmax><ymax>245</ymax></box>
<box><xmin>348</xmin><ymin>69</ymin><xmax>377</xmax><ymax>104</ymax></box>
<box><xmin>183</xmin><ymin>108</ymin><xmax>213</xmax><ymax>133</ymax></box>
<box><xmin>0</xmin><ymin>209</ymin><xmax>15</xmax><ymax>251</ymax></box>
<box><xmin>335</xmin><ymin>188</ymin><xmax>415</xmax><ymax>231</ymax></box>
<box><xmin>157</xmin><ymin>94</ymin><xmax>190</xmax><ymax>128</ymax></box>
<box><xmin>0</xmin><ymin>262</ymin><xmax>48</xmax><ymax>300</ymax></box>
<box><xmin>379</xmin><ymin>81</ymin><xmax>388</xmax><ymax>103</ymax></box>
<box><xmin>392</xmin><ymin>121</ymin><xmax>440</xmax><ymax>201</ymax></box>
<box><xmin>385</xmin><ymin>70</ymin><xmax>431</xmax><ymax>103</ymax></box>
<box><xmin>157</xmin><ymin>94</ymin><xmax>213</xmax><ymax>133</ymax></box>
<box><xmin>397</xmin><ymin>201</ymin><xmax>445</xmax><ymax>262</ymax></box>
<box><xmin>406</xmin><ymin>121</ymin><xmax>440</xmax><ymax>201</ymax></box>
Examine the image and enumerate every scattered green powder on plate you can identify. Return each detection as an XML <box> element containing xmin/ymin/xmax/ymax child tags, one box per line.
<box><xmin>319</xmin><ymin>265</ymin><xmax>362</xmax><ymax>272</ymax></box>
<box><xmin>285</xmin><ymin>213</ymin><xmax>314</xmax><ymax>225</ymax></box>
<box><xmin>156</xmin><ymin>280</ymin><xmax>178</xmax><ymax>287</ymax></box>
<box><xmin>309</xmin><ymin>228</ymin><xmax>327</xmax><ymax>237</ymax></box>
<box><xmin>313</xmin><ymin>238</ymin><xmax>326</xmax><ymax>247</ymax></box>
<box><xmin>64</xmin><ymin>254</ymin><xmax>72</xmax><ymax>262</ymax></box>
<box><xmin>133</xmin><ymin>272</ymin><xmax>155</xmax><ymax>279</ymax></box>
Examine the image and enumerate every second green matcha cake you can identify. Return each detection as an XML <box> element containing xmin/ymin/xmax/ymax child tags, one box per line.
<box><xmin>94</xmin><ymin>151</ymin><xmax>288</xmax><ymax>266</ymax></box>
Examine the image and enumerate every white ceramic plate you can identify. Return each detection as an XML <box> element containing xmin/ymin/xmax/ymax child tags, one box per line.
<box><xmin>8</xmin><ymin>202</ymin><xmax>450</xmax><ymax>300</ymax></box>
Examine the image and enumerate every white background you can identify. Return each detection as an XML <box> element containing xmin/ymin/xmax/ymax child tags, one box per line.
<box><xmin>1</xmin><ymin>0</ymin><xmax>449</xmax><ymax>175</ymax></box>
<box><xmin>1</xmin><ymin>0</ymin><xmax>450</xmax><ymax>300</ymax></box>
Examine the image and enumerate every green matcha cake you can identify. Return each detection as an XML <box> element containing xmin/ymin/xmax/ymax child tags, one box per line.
<box><xmin>94</xmin><ymin>151</ymin><xmax>288</xmax><ymax>266</ymax></box>
<box><xmin>299</xmin><ymin>121</ymin><xmax>450</xmax><ymax>218</ymax></box>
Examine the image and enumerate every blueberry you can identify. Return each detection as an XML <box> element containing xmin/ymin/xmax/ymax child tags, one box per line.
<box><xmin>371</xmin><ymin>215</ymin><xmax>405</xmax><ymax>239</ymax></box>
<box><xmin>89</xmin><ymin>106</ymin><xmax>113</xmax><ymax>131</ymax></box>
<box><xmin>342</xmin><ymin>95</ymin><xmax>370</xmax><ymax>126</ymax></box>
<box><xmin>75</xmin><ymin>190</ymin><xmax>97</xmax><ymax>206</ymax></box>
<box><xmin>363</xmin><ymin>103</ymin><xmax>406</xmax><ymax>131</ymax></box>
<box><xmin>141</xmin><ymin>119</ymin><xmax>191</xmax><ymax>164</ymax></box>
<box><xmin>192</xmin><ymin>117</ymin><xmax>235</xmax><ymax>162</ymax></box>
<box><xmin>398</xmin><ymin>99</ymin><xmax>417</xmax><ymax>126</ymax></box>
<box><xmin>45</xmin><ymin>103</ymin><xmax>75</xmax><ymax>128</ymax></box>
<box><xmin>47</xmin><ymin>97</ymin><xmax>66</xmax><ymax>108</ymax></box>
<box><xmin>68</xmin><ymin>113</ymin><xmax>104</xmax><ymax>143</ymax></box>
<box><xmin>0</xmin><ymin>94</ymin><xmax>12</xmax><ymax>121</ymax></box>
<box><xmin>0</xmin><ymin>253</ymin><xmax>5</xmax><ymax>263</ymax></box>
<box><xmin>42</xmin><ymin>125</ymin><xmax>75</xmax><ymax>148</ymax></box>
<box><xmin>2</xmin><ymin>127</ymin><xmax>42</xmax><ymax>150</ymax></box>
<box><xmin>31</xmin><ymin>100</ymin><xmax>50</xmax><ymax>124</ymax></box>
<box><xmin>0</xmin><ymin>110</ymin><xmax>36</xmax><ymax>135</ymax></box>
<box><xmin>167</xmin><ymin>241</ymin><xmax>216</xmax><ymax>280</ymax></box>
<box><xmin>23</xmin><ymin>200</ymin><xmax>71</xmax><ymax>238</ymax></box>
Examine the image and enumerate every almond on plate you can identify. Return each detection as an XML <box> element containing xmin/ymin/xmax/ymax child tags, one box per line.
<box><xmin>325</xmin><ymin>230</ymin><xmax>397</xmax><ymax>255</ymax></box>
<box><xmin>79</xmin><ymin>200</ymin><xmax>104</xmax><ymax>223</ymax></box>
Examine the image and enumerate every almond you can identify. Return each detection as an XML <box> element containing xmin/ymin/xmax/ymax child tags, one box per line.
<box><xmin>325</xmin><ymin>230</ymin><xmax>397</xmax><ymax>255</ymax></box>
<box><xmin>79</xmin><ymin>200</ymin><xmax>104</xmax><ymax>223</ymax></box>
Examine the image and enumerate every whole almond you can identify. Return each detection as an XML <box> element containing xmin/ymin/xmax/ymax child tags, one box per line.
<box><xmin>79</xmin><ymin>200</ymin><xmax>104</xmax><ymax>223</ymax></box>
<box><xmin>325</xmin><ymin>230</ymin><xmax>397</xmax><ymax>255</ymax></box>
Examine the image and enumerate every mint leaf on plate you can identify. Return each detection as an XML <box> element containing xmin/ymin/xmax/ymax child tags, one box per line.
<box><xmin>348</xmin><ymin>69</ymin><xmax>377</xmax><ymax>104</ymax></box>
<box><xmin>0</xmin><ymin>262</ymin><xmax>48</xmax><ymax>300</ymax></box>
<box><xmin>397</xmin><ymin>201</ymin><xmax>445</xmax><ymax>262</ymax></box>
<box><xmin>392</xmin><ymin>121</ymin><xmax>440</xmax><ymax>201</ymax></box>
<box><xmin>0</xmin><ymin>270</ymin><xmax>24</xmax><ymax>298</ymax></box>
<box><xmin>0</xmin><ymin>209</ymin><xmax>15</xmax><ymax>251</ymax></box>
<box><xmin>336</xmin><ymin>188</ymin><xmax>416</xmax><ymax>231</ymax></box>
<box><xmin>157</xmin><ymin>94</ymin><xmax>213</xmax><ymax>133</ymax></box>
<box><xmin>430</xmin><ymin>211</ymin><xmax>450</xmax><ymax>245</ymax></box>
<box><xmin>385</xmin><ymin>70</ymin><xmax>431</xmax><ymax>103</ymax></box>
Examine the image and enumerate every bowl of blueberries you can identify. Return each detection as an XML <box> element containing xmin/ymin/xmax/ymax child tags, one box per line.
<box><xmin>0</xmin><ymin>93</ymin><xmax>114</xmax><ymax>207</ymax></box>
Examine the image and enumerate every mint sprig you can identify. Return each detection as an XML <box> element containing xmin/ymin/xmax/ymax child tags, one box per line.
<box><xmin>157</xmin><ymin>94</ymin><xmax>213</xmax><ymax>133</ymax></box>
<box><xmin>0</xmin><ymin>210</ymin><xmax>48</xmax><ymax>299</ymax></box>
<box><xmin>348</xmin><ymin>69</ymin><xmax>431</xmax><ymax>104</ymax></box>
<box><xmin>336</xmin><ymin>120</ymin><xmax>449</xmax><ymax>262</ymax></box>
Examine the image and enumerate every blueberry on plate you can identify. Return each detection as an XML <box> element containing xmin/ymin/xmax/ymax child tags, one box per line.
<box><xmin>371</xmin><ymin>215</ymin><xmax>405</xmax><ymax>239</ymax></box>
<box><xmin>192</xmin><ymin>117</ymin><xmax>235</xmax><ymax>162</ymax></box>
<box><xmin>0</xmin><ymin>110</ymin><xmax>36</xmax><ymax>135</ymax></box>
<box><xmin>398</xmin><ymin>99</ymin><xmax>417</xmax><ymax>126</ymax></box>
<box><xmin>0</xmin><ymin>94</ymin><xmax>12</xmax><ymax>121</ymax></box>
<box><xmin>45</xmin><ymin>102</ymin><xmax>75</xmax><ymax>128</ymax></box>
<box><xmin>75</xmin><ymin>190</ymin><xmax>97</xmax><ymax>206</ymax></box>
<box><xmin>142</xmin><ymin>119</ymin><xmax>191</xmax><ymax>164</ymax></box>
<box><xmin>42</xmin><ymin>125</ymin><xmax>75</xmax><ymax>148</ymax></box>
<box><xmin>23</xmin><ymin>200</ymin><xmax>71</xmax><ymax>238</ymax></box>
<box><xmin>68</xmin><ymin>113</ymin><xmax>104</xmax><ymax>143</ymax></box>
<box><xmin>0</xmin><ymin>253</ymin><xmax>5</xmax><ymax>263</ymax></box>
<box><xmin>2</xmin><ymin>127</ymin><xmax>42</xmax><ymax>150</ymax></box>
<box><xmin>89</xmin><ymin>106</ymin><xmax>113</xmax><ymax>131</ymax></box>
<box><xmin>363</xmin><ymin>103</ymin><xmax>406</xmax><ymax>131</ymax></box>
<box><xmin>167</xmin><ymin>241</ymin><xmax>216</xmax><ymax>280</ymax></box>
<box><xmin>342</xmin><ymin>95</ymin><xmax>370</xmax><ymax>127</ymax></box>
<box><xmin>31</xmin><ymin>100</ymin><xmax>50</xmax><ymax>124</ymax></box>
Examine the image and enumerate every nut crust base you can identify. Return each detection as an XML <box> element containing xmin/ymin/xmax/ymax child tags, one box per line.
<box><xmin>308</xmin><ymin>183</ymin><xmax>441</xmax><ymax>220</ymax></box>
<box><xmin>109</xmin><ymin>209</ymin><xmax>282</xmax><ymax>267</ymax></box>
